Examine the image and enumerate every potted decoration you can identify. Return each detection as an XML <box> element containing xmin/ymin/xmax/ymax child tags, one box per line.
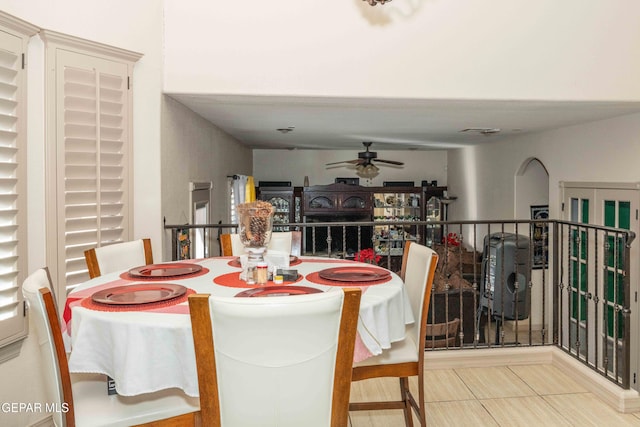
<box><xmin>353</xmin><ymin>248</ymin><xmax>381</xmax><ymax>265</ymax></box>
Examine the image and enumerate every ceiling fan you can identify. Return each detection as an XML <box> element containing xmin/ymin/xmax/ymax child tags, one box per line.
<box><xmin>326</xmin><ymin>141</ymin><xmax>404</xmax><ymax>167</ymax></box>
<box><xmin>326</xmin><ymin>142</ymin><xmax>404</xmax><ymax>178</ymax></box>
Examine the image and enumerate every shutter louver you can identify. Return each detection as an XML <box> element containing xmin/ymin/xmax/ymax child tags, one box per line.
<box><xmin>58</xmin><ymin>56</ymin><xmax>130</xmax><ymax>291</ymax></box>
<box><xmin>0</xmin><ymin>30</ymin><xmax>25</xmax><ymax>342</ymax></box>
<box><xmin>99</xmin><ymin>72</ymin><xmax>125</xmax><ymax>245</ymax></box>
<box><xmin>64</xmin><ymin>65</ymin><xmax>98</xmax><ymax>288</ymax></box>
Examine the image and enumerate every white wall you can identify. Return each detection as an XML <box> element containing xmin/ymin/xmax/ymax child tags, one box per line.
<box><xmin>164</xmin><ymin>0</ymin><xmax>640</xmax><ymax>101</ymax></box>
<box><xmin>161</xmin><ymin>96</ymin><xmax>253</xmax><ymax>260</ymax></box>
<box><xmin>253</xmin><ymin>149</ymin><xmax>446</xmax><ymax>188</ymax></box>
<box><xmin>447</xmin><ymin>112</ymin><xmax>640</xmax><ymax>222</ymax></box>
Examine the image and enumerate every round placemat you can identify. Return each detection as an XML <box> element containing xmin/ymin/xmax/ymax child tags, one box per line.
<box><xmin>120</xmin><ymin>267</ymin><xmax>209</xmax><ymax>281</ymax></box>
<box><xmin>81</xmin><ymin>288</ymin><xmax>196</xmax><ymax>312</ymax></box>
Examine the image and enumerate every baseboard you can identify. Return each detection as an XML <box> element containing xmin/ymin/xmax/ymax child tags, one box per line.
<box><xmin>29</xmin><ymin>414</ymin><xmax>55</xmax><ymax>427</ymax></box>
<box><xmin>424</xmin><ymin>346</ymin><xmax>640</xmax><ymax>413</ymax></box>
<box><xmin>424</xmin><ymin>346</ymin><xmax>553</xmax><ymax>370</ymax></box>
<box><xmin>550</xmin><ymin>348</ymin><xmax>640</xmax><ymax>413</ymax></box>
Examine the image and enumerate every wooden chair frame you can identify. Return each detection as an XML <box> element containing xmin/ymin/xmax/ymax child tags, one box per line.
<box><xmin>189</xmin><ymin>288</ymin><xmax>361</xmax><ymax>426</ymax></box>
<box><xmin>219</xmin><ymin>233</ymin><xmax>233</xmax><ymax>256</ymax></box>
<box><xmin>350</xmin><ymin>241</ymin><xmax>438</xmax><ymax>427</ymax></box>
<box><xmin>84</xmin><ymin>238</ymin><xmax>153</xmax><ymax>279</ymax></box>
<box><xmin>425</xmin><ymin>318</ymin><xmax>461</xmax><ymax>349</ymax></box>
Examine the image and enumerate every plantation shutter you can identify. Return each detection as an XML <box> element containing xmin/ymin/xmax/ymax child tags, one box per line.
<box><xmin>43</xmin><ymin>32</ymin><xmax>141</xmax><ymax>306</ymax></box>
<box><xmin>0</xmin><ymin>14</ymin><xmax>36</xmax><ymax>352</ymax></box>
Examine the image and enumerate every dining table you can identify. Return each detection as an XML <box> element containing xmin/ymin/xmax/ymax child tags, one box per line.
<box><xmin>63</xmin><ymin>256</ymin><xmax>414</xmax><ymax>397</ymax></box>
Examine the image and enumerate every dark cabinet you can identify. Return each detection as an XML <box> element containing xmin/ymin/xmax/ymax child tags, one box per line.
<box><xmin>258</xmin><ymin>186</ymin><xmax>295</xmax><ymax>231</ymax></box>
<box><xmin>372</xmin><ymin>187</ymin><xmax>422</xmax><ymax>258</ymax></box>
<box><xmin>302</xmin><ymin>184</ymin><xmax>372</xmax><ymax>215</ymax></box>
<box><xmin>305</xmin><ymin>192</ymin><xmax>337</xmax><ymax>213</ymax></box>
<box><xmin>422</xmin><ymin>186</ymin><xmax>448</xmax><ymax>246</ymax></box>
<box><xmin>297</xmin><ymin>183</ymin><xmax>448</xmax><ymax>256</ymax></box>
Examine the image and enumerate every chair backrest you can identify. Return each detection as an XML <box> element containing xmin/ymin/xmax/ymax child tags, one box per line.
<box><xmin>291</xmin><ymin>230</ymin><xmax>302</xmax><ymax>256</ymax></box>
<box><xmin>400</xmin><ymin>241</ymin><xmax>439</xmax><ymax>355</ymax></box>
<box><xmin>22</xmin><ymin>268</ymin><xmax>75</xmax><ymax>427</ymax></box>
<box><xmin>267</xmin><ymin>231</ymin><xmax>292</xmax><ymax>254</ymax></box>
<box><xmin>220</xmin><ymin>233</ymin><xmax>245</xmax><ymax>256</ymax></box>
<box><xmin>84</xmin><ymin>238</ymin><xmax>153</xmax><ymax>278</ymax></box>
<box><xmin>189</xmin><ymin>288</ymin><xmax>361</xmax><ymax>427</ymax></box>
<box><xmin>266</xmin><ymin>230</ymin><xmax>302</xmax><ymax>256</ymax></box>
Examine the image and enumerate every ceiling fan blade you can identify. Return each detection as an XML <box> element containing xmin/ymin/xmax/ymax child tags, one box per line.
<box><xmin>325</xmin><ymin>159</ymin><xmax>360</xmax><ymax>166</ymax></box>
<box><xmin>373</xmin><ymin>159</ymin><xmax>404</xmax><ymax>166</ymax></box>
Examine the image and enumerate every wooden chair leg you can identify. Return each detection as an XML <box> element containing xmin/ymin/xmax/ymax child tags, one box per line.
<box><xmin>416</xmin><ymin>370</ymin><xmax>426</xmax><ymax>427</ymax></box>
<box><xmin>399</xmin><ymin>377</ymin><xmax>414</xmax><ymax>427</ymax></box>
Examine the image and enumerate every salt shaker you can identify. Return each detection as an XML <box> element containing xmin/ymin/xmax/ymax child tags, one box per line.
<box><xmin>255</xmin><ymin>262</ymin><xmax>268</xmax><ymax>285</ymax></box>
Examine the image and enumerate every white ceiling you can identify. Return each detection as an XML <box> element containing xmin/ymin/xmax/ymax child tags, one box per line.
<box><xmin>168</xmin><ymin>94</ymin><xmax>640</xmax><ymax>151</ymax></box>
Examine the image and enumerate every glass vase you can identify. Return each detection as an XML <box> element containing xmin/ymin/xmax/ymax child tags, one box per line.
<box><xmin>237</xmin><ymin>201</ymin><xmax>275</xmax><ymax>266</ymax></box>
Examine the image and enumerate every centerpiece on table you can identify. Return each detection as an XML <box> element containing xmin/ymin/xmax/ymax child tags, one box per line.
<box><xmin>236</xmin><ymin>200</ymin><xmax>275</xmax><ymax>282</ymax></box>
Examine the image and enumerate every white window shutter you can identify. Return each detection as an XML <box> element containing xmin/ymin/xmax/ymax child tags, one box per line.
<box><xmin>0</xmin><ymin>12</ymin><xmax>37</xmax><ymax>352</ymax></box>
<box><xmin>42</xmin><ymin>31</ymin><xmax>141</xmax><ymax>306</ymax></box>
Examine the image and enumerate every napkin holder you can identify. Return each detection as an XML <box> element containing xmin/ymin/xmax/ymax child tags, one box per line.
<box><xmin>276</xmin><ymin>269</ymin><xmax>298</xmax><ymax>282</ymax></box>
<box><xmin>264</xmin><ymin>251</ymin><xmax>290</xmax><ymax>277</ymax></box>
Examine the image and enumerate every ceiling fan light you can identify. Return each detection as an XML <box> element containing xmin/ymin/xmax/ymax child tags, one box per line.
<box><xmin>356</xmin><ymin>163</ymin><xmax>379</xmax><ymax>179</ymax></box>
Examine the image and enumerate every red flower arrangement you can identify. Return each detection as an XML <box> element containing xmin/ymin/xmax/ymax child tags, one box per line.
<box><xmin>443</xmin><ymin>232</ymin><xmax>461</xmax><ymax>247</ymax></box>
<box><xmin>354</xmin><ymin>248</ymin><xmax>382</xmax><ymax>265</ymax></box>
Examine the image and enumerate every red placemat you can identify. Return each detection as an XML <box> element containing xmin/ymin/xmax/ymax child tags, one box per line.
<box><xmin>305</xmin><ymin>271</ymin><xmax>391</xmax><ymax>287</ymax></box>
<box><xmin>213</xmin><ymin>272</ymin><xmax>303</xmax><ymax>289</ymax></box>
<box><xmin>80</xmin><ymin>288</ymin><xmax>196</xmax><ymax>312</ymax></box>
<box><xmin>120</xmin><ymin>267</ymin><xmax>209</xmax><ymax>281</ymax></box>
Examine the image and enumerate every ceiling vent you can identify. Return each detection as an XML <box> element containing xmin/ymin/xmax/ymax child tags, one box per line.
<box><xmin>459</xmin><ymin>128</ymin><xmax>501</xmax><ymax>135</ymax></box>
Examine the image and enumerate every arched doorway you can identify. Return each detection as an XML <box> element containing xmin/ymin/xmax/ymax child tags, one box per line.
<box><xmin>515</xmin><ymin>157</ymin><xmax>549</xmax><ymax>219</ymax></box>
<box><xmin>512</xmin><ymin>157</ymin><xmax>549</xmax><ymax>339</ymax></box>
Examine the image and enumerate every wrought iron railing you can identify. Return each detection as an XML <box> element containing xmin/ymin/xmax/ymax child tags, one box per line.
<box><xmin>164</xmin><ymin>218</ymin><xmax>635</xmax><ymax>389</ymax></box>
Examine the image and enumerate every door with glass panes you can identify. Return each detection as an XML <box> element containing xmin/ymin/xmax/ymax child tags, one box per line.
<box><xmin>560</xmin><ymin>182</ymin><xmax>639</xmax><ymax>390</ymax></box>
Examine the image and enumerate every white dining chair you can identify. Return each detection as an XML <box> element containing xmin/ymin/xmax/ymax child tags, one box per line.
<box><xmin>266</xmin><ymin>230</ymin><xmax>302</xmax><ymax>256</ymax></box>
<box><xmin>84</xmin><ymin>238</ymin><xmax>153</xmax><ymax>278</ymax></box>
<box><xmin>188</xmin><ymin>288</ymin><xmax>362</xmax><ymax>427</ymax></box>
<box><xmin>267</xmin><ymin>231</ymin><xmax>293</xmax><ymax>254</ymax></box>
<box><xmin>349</xmin><ymin>241</ymin><xmax>438</xmax><ymax>426</ymax></box>
<box><xmin>22</xmin><ymin>267</ymin><xmax>200</xmax><ymax>427</ymax></box>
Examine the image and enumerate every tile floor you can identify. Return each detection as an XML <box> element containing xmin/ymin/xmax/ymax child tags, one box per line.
<box><xmin>349</xmin><ymin>364</ymin><xmax>640</xmax><ymax>426</ymax></box>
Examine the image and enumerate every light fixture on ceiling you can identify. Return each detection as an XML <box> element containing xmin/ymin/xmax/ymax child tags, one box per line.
<box><xmin>459</xmin><ymin>128</ymin><xmax>502</xmax><ymax>135</ymax></box>
<box><xmin>277</xmin><ymin>126</ymin><xmax>295</xmax><ymax>134</ymax></box>
<box><xmin>326</xmin><ymin>142</ymin><xmax>401</xmax><ymax>179</ymax></box>
<box><xmin>363</xmin><ymin>0</ymin><xmax>391</xmax><ymax>5</ymax></box>
<box><xmin>356</xmin><ymin>163</ymin><xmax>379</xmax><ymax>179</ymax></box>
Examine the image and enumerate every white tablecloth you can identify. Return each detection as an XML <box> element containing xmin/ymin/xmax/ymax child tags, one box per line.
<box><xmin>66</xmin><ymin>257</ymin><xmax>413</xmax><ymax>397</ymax></box>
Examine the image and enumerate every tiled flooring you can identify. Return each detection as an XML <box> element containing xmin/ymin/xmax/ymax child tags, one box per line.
<box><xmin>349</xmin><ymin>364</ymin><xmax>640</xmax><ymax>426</ymax></box>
